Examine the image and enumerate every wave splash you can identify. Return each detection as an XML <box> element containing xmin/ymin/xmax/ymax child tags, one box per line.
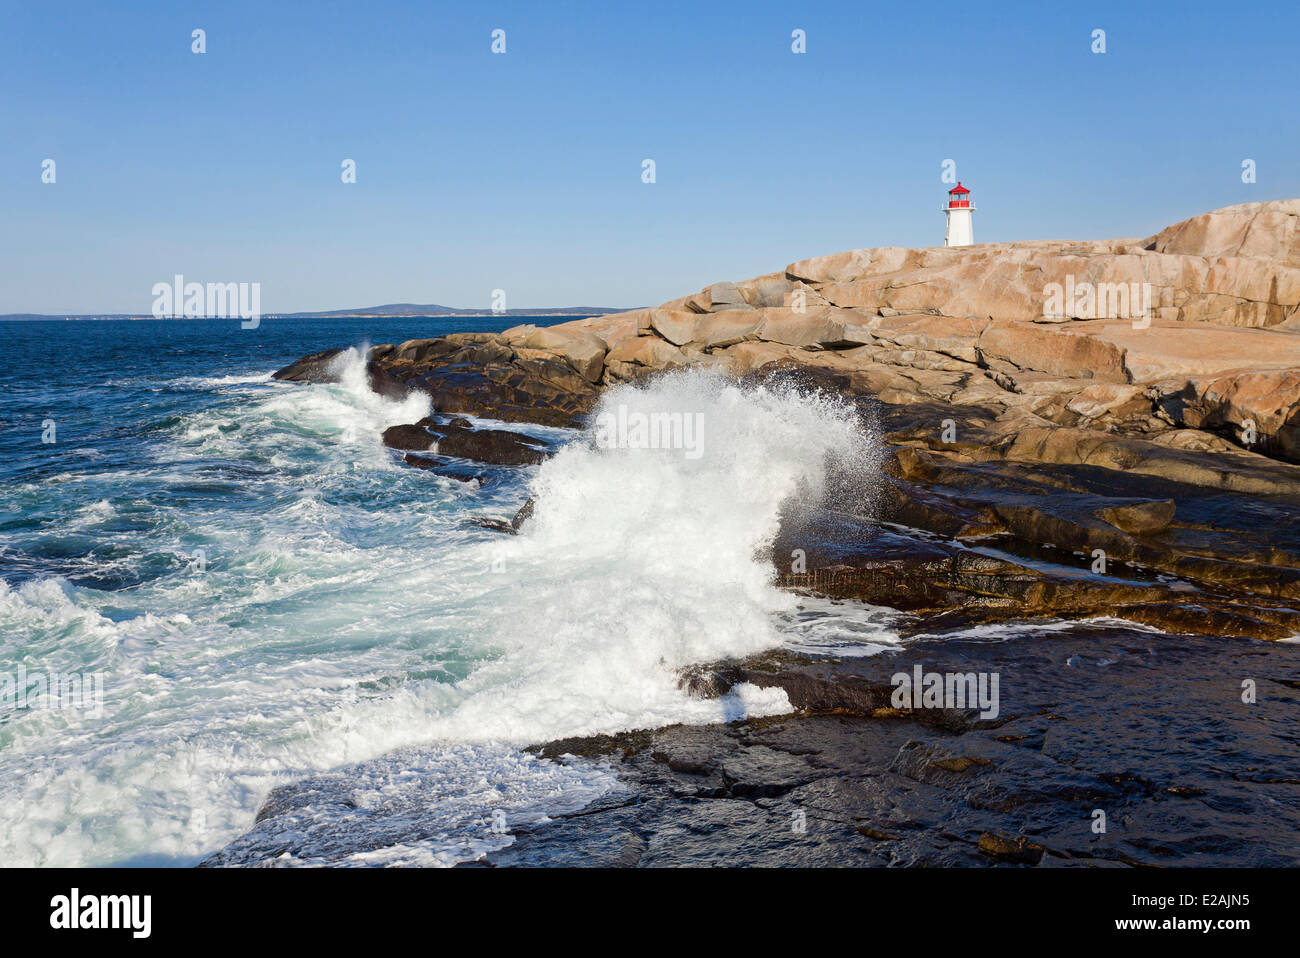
<box><xmin>433</xmin><ymin>367</ymin><xmax>883</xmax><ymax>742</ymax></box>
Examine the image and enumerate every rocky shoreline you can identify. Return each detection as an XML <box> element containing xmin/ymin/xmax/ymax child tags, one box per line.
<box><xmin>252</xmin><ymin>199</ymin><xmax>1300</xmax><ymax>866</ymax></box>
<box><xmin>493</xmin><ymin>626</ymin><xmax>1300</xmax><ymax>867</ymax></box>
<box><xmin>207</xmin><ymin>625</ymin><xmax>1300</xmax><ymax>867</ymax></box>
<box><xmin>274</xmin><ymin>199</ymin><xmax>1300</xmax><ymax>642</ymax></box>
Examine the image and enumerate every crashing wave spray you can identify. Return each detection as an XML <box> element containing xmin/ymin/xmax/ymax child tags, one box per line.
<box><xmin>437</xmin><ymin>366</ymin><xmax>882</xmax><ymax>742</ymax></box>
<box><xmin>326</xmin><ymin>344</ymin><xmax>432</xmax><ymax>441</ymax></box>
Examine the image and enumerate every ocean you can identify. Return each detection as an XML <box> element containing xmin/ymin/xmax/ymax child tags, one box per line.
<box><xmin>0</xmin><ymin>317</ymin><xmax>884</xmax><ymax>865</ymax></box>
<box><xmin>3</xmin><ymin>317</ymin><xmax>1298</xmax><ymax>867</ymax></box>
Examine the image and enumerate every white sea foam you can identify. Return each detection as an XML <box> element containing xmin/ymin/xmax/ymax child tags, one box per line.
<box><xmin>209</xmin><ymin>743</ymin><xmax>621</xmax><ymax>867</ymax></box>
<box><xmin>903</xmin><ymin>615</ymin><xmax>1170</xmax><ymax>643</ymax></box>
<box><xmin>167</xmin><ymin>372</ymin><xmax>275</xmax><ymax>389</ymax></box>
<box><xmin>777</xmin><ymin>596</ymin><xmax>909</xmax><ymax>658</ymax></box>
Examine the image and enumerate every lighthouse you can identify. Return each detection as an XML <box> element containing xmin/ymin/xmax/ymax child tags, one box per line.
<box><xmin>943</xmin><ymin>182</ymin><xmax>975</xmax><ymax>247</ymax></box>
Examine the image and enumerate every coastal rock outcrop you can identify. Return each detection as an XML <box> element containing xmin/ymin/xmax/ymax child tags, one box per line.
<box><xmin>275</xmin><ymin>332</ymin><xmax>600</xmax><ymax>428</ymax></box>
<box><xmin>225</xmin><ymin>202</ymin><xmax>1300</xmax><ymax>870</ymax></box>
<box><xmin>274</xmin><ymin>199</ymin><xmax>1300</xmax><ymax>641</ymax></box>
<box><xmin>381</xmin><ymin>418</ymin><xmax>549</xmax><ymax>466</ymax></box>
<box><xmin>572</xmin><ymin>201</ymin><xmax>1300</xmax><ymax>462</ymax></box>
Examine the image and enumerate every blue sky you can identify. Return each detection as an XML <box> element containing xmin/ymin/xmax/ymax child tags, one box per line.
<box><xmin>2</xmin><ymin>0</ymin><xmax>1296</xmax><ymax>313</ymax></box>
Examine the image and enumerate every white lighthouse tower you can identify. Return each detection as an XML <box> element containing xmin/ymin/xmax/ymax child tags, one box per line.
<box><xmin>943</xmin><ymin>181</ymin><xmax>975</xmax><ymax>247</ymax></box>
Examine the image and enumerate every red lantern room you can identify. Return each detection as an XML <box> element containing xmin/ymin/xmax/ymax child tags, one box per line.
<box><xmin>947</xmin><ymin>182</ymin><xmax>971</xmax><ymax>209</ymax></box>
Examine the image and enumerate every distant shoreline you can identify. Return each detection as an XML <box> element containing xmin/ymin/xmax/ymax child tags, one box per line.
<box><xmin>0</xmin><ymin>308</ymin><xmax>637</xmax><ymax>322</ymax></box>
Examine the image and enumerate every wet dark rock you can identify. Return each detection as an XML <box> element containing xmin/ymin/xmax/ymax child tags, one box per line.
<box><xmin>512</xmin><ymin>497</ymin><xmax>535</xmax><ymax>531</ymax></box>
<box><xmin>366</xmin><ymin>361</ymin><xmax>410</xmax><ymax>401</ymax></box>
<box><xmin>469</xmin><ymin>497</ymin><xmax>538</xmax><ymax>535</ymax></box>
<box><xmin>1094</xmin><ymin>499</ymin><xmax>1176</xmax><ymax>535</ymax></box>
<box><xmin>385</xmin><ymin>343</ymin><xmax>598</xmax><ymax>428</ymax></box>
<box><xmin>471</xmin><ymin>517</ymin><xmax>516</xmax><ymax>535</ymax></box>
<box><xmin>432</xmin><ymin>424</ymin><xmax>548</xmax><ymax>467</ymax></box>
<box><xmin>382</xmin><ymin>421</ymin><xmax>548</xmax><ymax>466</ymax></box>
<box><xmin>497</xmin><ymin>627</ymin><xmax>1300</xmax><ymax>867</ymax></box>
<box><xmin>381</xmin><ymin>424</ymin><xmax>435</xmax><ymax>451</ymax></box>
<box><xmin>392</xmin><ymin>338</ymin><xmax>462</xmax><ymax>364</ymax></box>
<box><xmin>401</xmin><ymin>454</ymin><xmax>482</xmax><ymax>483</ymax></box>
<box><xmin>271</xmin><ymin>347</ymin><xmax>346</xmax><ymax>382</ymax></box>
<box><xmin>977</xmin><ymin>832</ymin><xmax>1047</xmax><ymax>865</ymax></box>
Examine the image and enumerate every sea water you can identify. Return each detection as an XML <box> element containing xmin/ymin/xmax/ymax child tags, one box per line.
<box><xmin>0</xmin><ymin>317</ymin><xmax>894</xmax><ymax>866</ymax></box>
